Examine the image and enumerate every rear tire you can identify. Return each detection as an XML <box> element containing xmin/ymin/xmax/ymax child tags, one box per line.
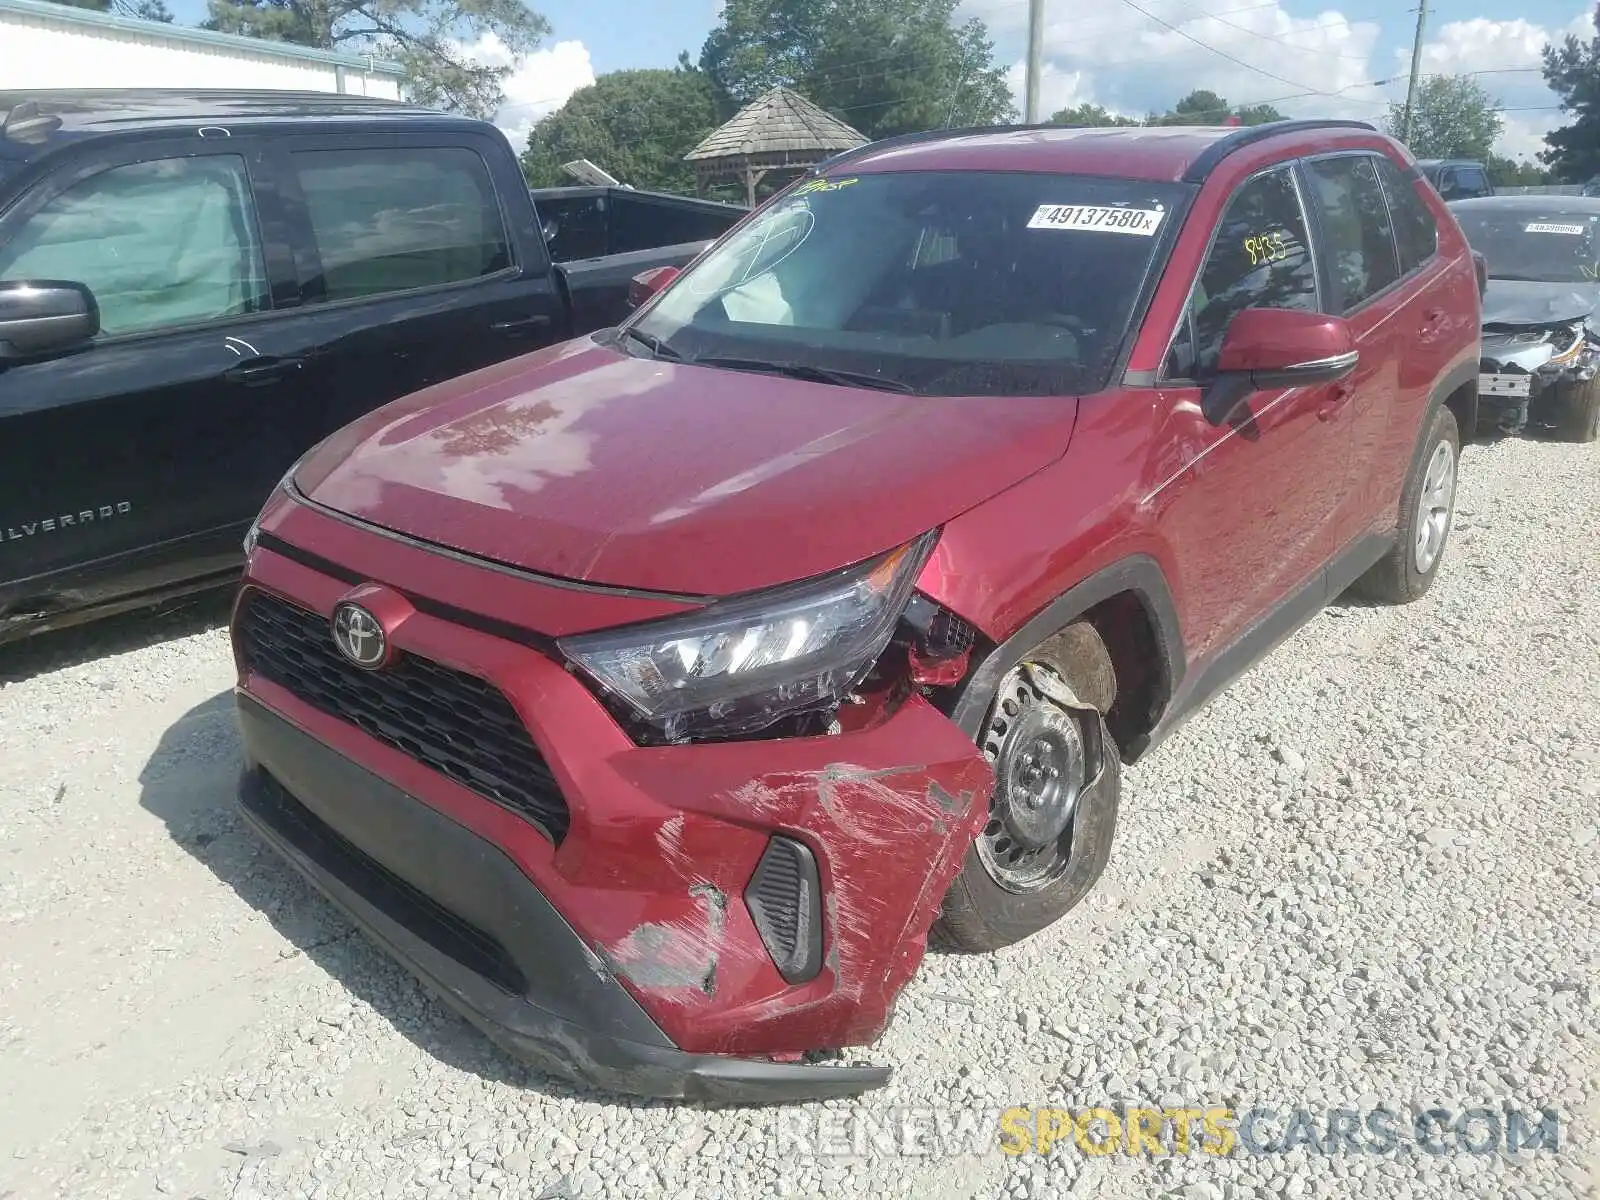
<box><xmin>936</xmin><ymin>623</ymin><xmax>1122</xmax><ymax>953</ymax></box>
<box><xmin>1558</xmin><ymin>377</ymin><xmax>1600</xmax><ymax>443</ymax></box>
<box><xmin>1352</xmin><ymin>404</ymin><xmax>1460</xmax><ymax>605</ymax></box>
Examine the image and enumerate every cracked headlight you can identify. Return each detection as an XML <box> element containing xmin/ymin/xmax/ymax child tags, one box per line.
<box><xmin>1547</xmin><ymin>322</ymin><xmax>1589</xmax><ymax>366</ymax></box>
<box><xmin>559</xmin><ymin>530</ymin><xmax>939</xmax><ymax>741</ymax></box>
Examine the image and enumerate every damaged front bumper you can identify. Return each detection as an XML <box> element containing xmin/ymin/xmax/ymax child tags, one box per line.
<box><xmin>231</xmin><ymin>511</ymin><xmax>996</xmax><ymax>1103</ymax></box>
<box><xmin>237</xmin><ymin>700</ymin><xmax>893</xmax><ymax>1102</ymax></box>
<box><xmin>1479</xmin><ymin>323</ymin><xmax>1600</xmax><ymax>427</ymax></box>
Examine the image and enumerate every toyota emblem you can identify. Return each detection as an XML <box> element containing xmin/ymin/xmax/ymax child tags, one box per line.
<box><xmin>331</xmin><ymin>602</ymin><xmax>387</xmax><ymax>669</ymax></box>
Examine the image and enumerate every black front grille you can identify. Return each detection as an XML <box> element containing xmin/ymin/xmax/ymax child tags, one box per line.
<box><xmin>238</xmin><ymin>590</ymin><xmax>570</xmax><ymax>843</ymax></box>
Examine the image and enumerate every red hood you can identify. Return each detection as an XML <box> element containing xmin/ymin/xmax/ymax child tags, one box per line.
<box><xmin>295</xmin><ymin>336</ymin><xmax>1081</xmax><ymax>596</ymax></box>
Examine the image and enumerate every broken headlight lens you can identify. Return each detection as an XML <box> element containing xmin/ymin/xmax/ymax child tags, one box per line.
<box><xmin>558</xmin><ymin>530</ymin><xmax>939</xmax><ymax>741</ymax></box>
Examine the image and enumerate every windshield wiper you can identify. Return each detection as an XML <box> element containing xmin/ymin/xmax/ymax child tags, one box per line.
<box><xmin>621</xmin><ymin>326</ymin><xmax>682</xmax><ymax>360</ymax></box>
<box><xmin>689</xmin><ymin>356</ymin><xmax>916</xmax><ymax>394</ymax></box>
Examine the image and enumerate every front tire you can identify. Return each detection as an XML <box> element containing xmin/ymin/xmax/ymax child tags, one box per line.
<box><xmin>1352</xmin><ymin>404</ymin><xmax>1460</xmax><ymax>605</ymax></box>
<box><xmin>936</xmin><ymin>624</ymin><xmax>1122</xmax><ymax>953</ymax></box>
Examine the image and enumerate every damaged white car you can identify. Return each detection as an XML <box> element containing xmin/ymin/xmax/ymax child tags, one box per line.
<box><xmin>1449</xmin><ymin>195</ymin><xmax>1600</xmax><ymax>442</ymax></box>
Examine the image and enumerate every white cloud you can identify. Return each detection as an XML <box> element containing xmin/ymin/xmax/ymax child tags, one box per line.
<box><xmin>1002</xmin><ymin>59</ymin><xmax>1093</xmax><ymax>118</ymax></box>
<box><xmin>1386</xmin><ymin>12</ymin><xmax>1593</xmax><ymax>158</ymax></box>
<box><xmin>459</xmin><ymin>33</ymin><xmax>597</xmax><ymax>151</ymax></box>
<box><xmin>967</xmin><ymin>0</ymin><xmax>1383</xmax><ymax>122</ymax></box>
<box><xmin>964</xmin><ymin>0</ymin><xmax>1597</xmax><ymax>161</ymax></box>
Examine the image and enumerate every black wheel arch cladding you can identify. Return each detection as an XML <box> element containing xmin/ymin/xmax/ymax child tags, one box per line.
<box><xmin>948</xmin><ymin>554</ymin><xmax>1186</xmax><ymax>756</ymax></box>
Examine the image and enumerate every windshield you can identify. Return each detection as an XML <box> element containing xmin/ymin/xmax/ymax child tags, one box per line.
<box><xmin>629</xmin><ymin>170</ymin><xmax>1187</xmax><ymax>396</ymax></box>
<box><xmin>1454</xmin><ymin>208</ymin><xmax>1600</xmax><ymax>284</ymax></box>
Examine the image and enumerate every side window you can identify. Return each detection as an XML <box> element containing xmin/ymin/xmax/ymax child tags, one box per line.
<box><xmin>291</xmin><ymin>147</ymin><xmax>510</xmax><ymax>302</ymax></box>
<box><xmin>1458</xmin><ymin>167</ymin><xmax>1487</xmax><ymax>196</ymax></box>
<box><xmin>1166</xmin><ymin>165</ymin><xmax>1319</xmax><ymax>379</ymax></box>
<box><xmin>1372</xmin><ymin>155</ymin><xmax>1438</xmax><ymax>275</ymax></box>
<box><xmin>1305</xmin><ymin>155</ymin><xmax>1401</xmax><ymax>313</ymax></box>
<box><xmin>0</xmin><ymin>155</ymin><xmax>268</xmax><ymax>337</ymax></box>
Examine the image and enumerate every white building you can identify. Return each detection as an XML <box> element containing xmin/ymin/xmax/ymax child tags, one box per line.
<box><xmin>0</xmin><ymin>0</ymin><xmax>404</xmax><ymax>98</ymax></box>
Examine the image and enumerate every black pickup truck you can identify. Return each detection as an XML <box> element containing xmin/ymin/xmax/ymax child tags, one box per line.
<box><xmin>0</xmin><ymin>90</ymin><xmax>746</xmax><ymax>646</ymax></box>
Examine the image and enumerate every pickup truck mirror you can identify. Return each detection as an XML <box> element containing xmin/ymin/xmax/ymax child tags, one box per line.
<box><xmin>0</xmin><ymin>280</ymin><xmax>99</xmax><ymax>360</ymax></box>
<box><xmin>1471</xmin><ymin>250</ymin><xmax>1488</xmax><ymax>297</ymax></box>
<box><xmin>1201</xmin><ymin>307</ymin><xmax>1357</xmax><ymax>426</ymax></box>
<box><xmin>628</xmin><ymin>265</ymin><xmax>680</xmax><ymax>310</ymax></box>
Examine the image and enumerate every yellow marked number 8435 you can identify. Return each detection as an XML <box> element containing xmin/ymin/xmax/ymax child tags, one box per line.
<box><xmin>1243</xmin><ymin>231</ymin><xmax>1289</xmax><ymax>266</ymax></box>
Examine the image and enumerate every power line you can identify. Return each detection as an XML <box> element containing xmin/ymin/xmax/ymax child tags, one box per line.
<box><xmin>1111</xmin><ymin>0</ymin><xmax>1328</xmax><ymax>95</ymax></box>
<box><xmin>1163</xmin><ymin>0</ymin><xmax>1376</xmax><ymax>62</ymax></box>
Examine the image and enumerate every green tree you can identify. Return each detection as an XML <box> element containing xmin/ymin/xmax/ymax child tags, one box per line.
<box><xmin>201</xmin><ymin>0</ymin><xmax>549</xmax><ymax>117</ymax></box>
<box><xmin>1049</xmin><ymin>103</ymin><xmax>1137</xmax><ymax>127</ymax></box>
<box><xmin>699</xmin><ymin>0</ymin><xmax>1013</xmax><ymax>139</ymax></box>
<box><xmin>1150</xmin><ymin>90</ymin><xmax>1285</xmax><ymax>126</ymax></box>
<box><xmin>521</xmin><ymin>66</ymin><xmax>719</xmax><ymax>193</ymax></box>
<box><xmin>1383</xmin><ymin>74</ymin><xmax>1504</xmax><ymax>162</ymax></box>
<box><xmin>1541</xmin><ymin>4</ymin><xmax>1600</xmax><ymax>181</ymax></box>
<box><xmin>127</xmin><ymin>0</ymin><xmax>175</xmax><ymax>19</ymax></box>
<box><xmin>1487</xmin><ymin>152</ymin><xmax>1552</xmax><ymax>187</ymax></box>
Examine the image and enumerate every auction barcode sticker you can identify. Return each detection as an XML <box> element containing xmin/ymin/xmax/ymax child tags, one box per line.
<box><xmin>1525</xmin><ymin>222</ymin><xmax>1587</xmax><ymax>235</ymax></box>
<box><xmin>1028</xmin><ymin>204</ymin><xmax>1165</xmax><ymax>235</ymax></box>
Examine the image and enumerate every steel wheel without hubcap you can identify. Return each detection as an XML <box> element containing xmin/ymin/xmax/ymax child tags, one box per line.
<box><xmin>976</xmin><ymin>662</ymin><xmax>1091</xmax><ymax>894</ymax></box>
<box><xmin>1413</xmin><ymin>438</ymin><xmax>1456</xmax><ymax>575</ymax></box>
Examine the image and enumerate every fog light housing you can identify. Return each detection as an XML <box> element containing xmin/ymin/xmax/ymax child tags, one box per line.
<box><xmin>745</xmin><ymin>835</ymin><xmax>824</xmax><ymax>984</ymax></box>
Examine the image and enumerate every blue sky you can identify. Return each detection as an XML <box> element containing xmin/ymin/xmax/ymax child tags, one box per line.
<box><xmin>163</xmin><ymin>0</ymin><xmax>1594</xmax><ymax>156</ymax></box>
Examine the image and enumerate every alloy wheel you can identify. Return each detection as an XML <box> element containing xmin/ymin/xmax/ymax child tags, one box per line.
<box><xmin>1413</xmin><ymin>438</ymin><xmax>1456</xmax><ymax>576</ymax></box>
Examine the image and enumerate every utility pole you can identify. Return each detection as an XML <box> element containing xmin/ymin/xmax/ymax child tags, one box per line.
<box><xmin>1401</xmin><ymin>0</ymin><xmax>1428</xmax><ymax>145</ymax></box>
<box><xmin>1025</xmin><ymin>0</ymin><xmax>1045</xmax><ymax>124</ymax></box>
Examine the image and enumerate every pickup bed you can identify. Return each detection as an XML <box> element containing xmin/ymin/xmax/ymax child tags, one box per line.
<box><xmin>0</xmin><ymin>90</ymin><xmax>747</xmax><ymax>645</ymax></box>
<box><xmin>531</xmin><ymin>186</ymin><xmax>747</xmax><ymax>331</ymax></box>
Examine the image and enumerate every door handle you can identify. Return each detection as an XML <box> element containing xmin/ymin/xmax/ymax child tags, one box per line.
<box><xmin>1317</xmin><ymin>381</ymin><xmax>1355</xmax><ymax>422</ymax></box>
<box><xmin>224</xmin><ymin>355</ymin><xmax>302</xmax><ymax>386</ymax></box>
<box><xmin>492</xmin><ymin>315</ymin><xmax>553</xmax><ymax>336</ymax></box>
<box><xmin>1418</xmin><ymin>308</ymin><xmax>1447</xmax><ymax>338</ymax></box>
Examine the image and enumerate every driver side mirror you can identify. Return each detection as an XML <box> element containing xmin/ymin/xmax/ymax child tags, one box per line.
<box><xmin>1201</xmin><ymin>307</ymin><xmax>1357</xmax><ymax>426</ymax></box>
<box><xmin>627</xmin><ymin>265</ymin><xmax>680</xmax><ymax>310</ymax></box>
<box><xmin>0</xmin><ymin>280</ymin><xmax>99</xmax><ymax>360</ymax></box>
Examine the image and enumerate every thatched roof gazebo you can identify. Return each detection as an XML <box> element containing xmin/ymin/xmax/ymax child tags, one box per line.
<box><xmin>685</xmin><ymin>86</ymin><xmax>869</xmax><ymax>205</ymax></box>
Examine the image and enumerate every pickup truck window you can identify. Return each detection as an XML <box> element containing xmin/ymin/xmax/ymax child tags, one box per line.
<box><xmin>631</xmin><ymin>170</ymin><xmax>1185</xmax><ymax>397</ymax></box>
<box><xmin>292</xmin><ymin>147</ymin><xmax>510</xmax><ymax>302</ymax></box>
<box><xmin>0</xmin><ymin>155</ymin><xmax>268</xmax><ymax>336</ymax></box>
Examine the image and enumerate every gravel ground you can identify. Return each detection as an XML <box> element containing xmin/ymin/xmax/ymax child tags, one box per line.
<box><xmin>0</xmin><ymin>433</ymin><xmax>1596</xmax><ymax>1200</ymax></box>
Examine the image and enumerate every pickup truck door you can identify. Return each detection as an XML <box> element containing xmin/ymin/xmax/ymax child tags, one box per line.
<box><xmin>262</xmin><ymin>130</ymin><xmax>566</xmax><ymax>443</ymax></box>
<box><xmin>0</xmin><ymin>134</ymin><xmax>315</xmax><ymax>606</ymax></box>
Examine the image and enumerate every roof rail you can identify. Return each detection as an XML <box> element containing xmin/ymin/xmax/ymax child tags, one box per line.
<box><xmin>1180</xmin><ymin>118</ymin><xmax>1379</xmax><ymax>183</ymax></box>
<box><xmin>807</xmin><ymin>117</ymin><xmax>1382</xmax><ymax>183</ymax></box>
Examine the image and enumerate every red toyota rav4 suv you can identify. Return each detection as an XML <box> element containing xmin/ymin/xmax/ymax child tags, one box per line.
<box><xmin>230</xmin><ymin>120</ymin><xmax>1480</xmax><ymax>1102</ymax></box>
